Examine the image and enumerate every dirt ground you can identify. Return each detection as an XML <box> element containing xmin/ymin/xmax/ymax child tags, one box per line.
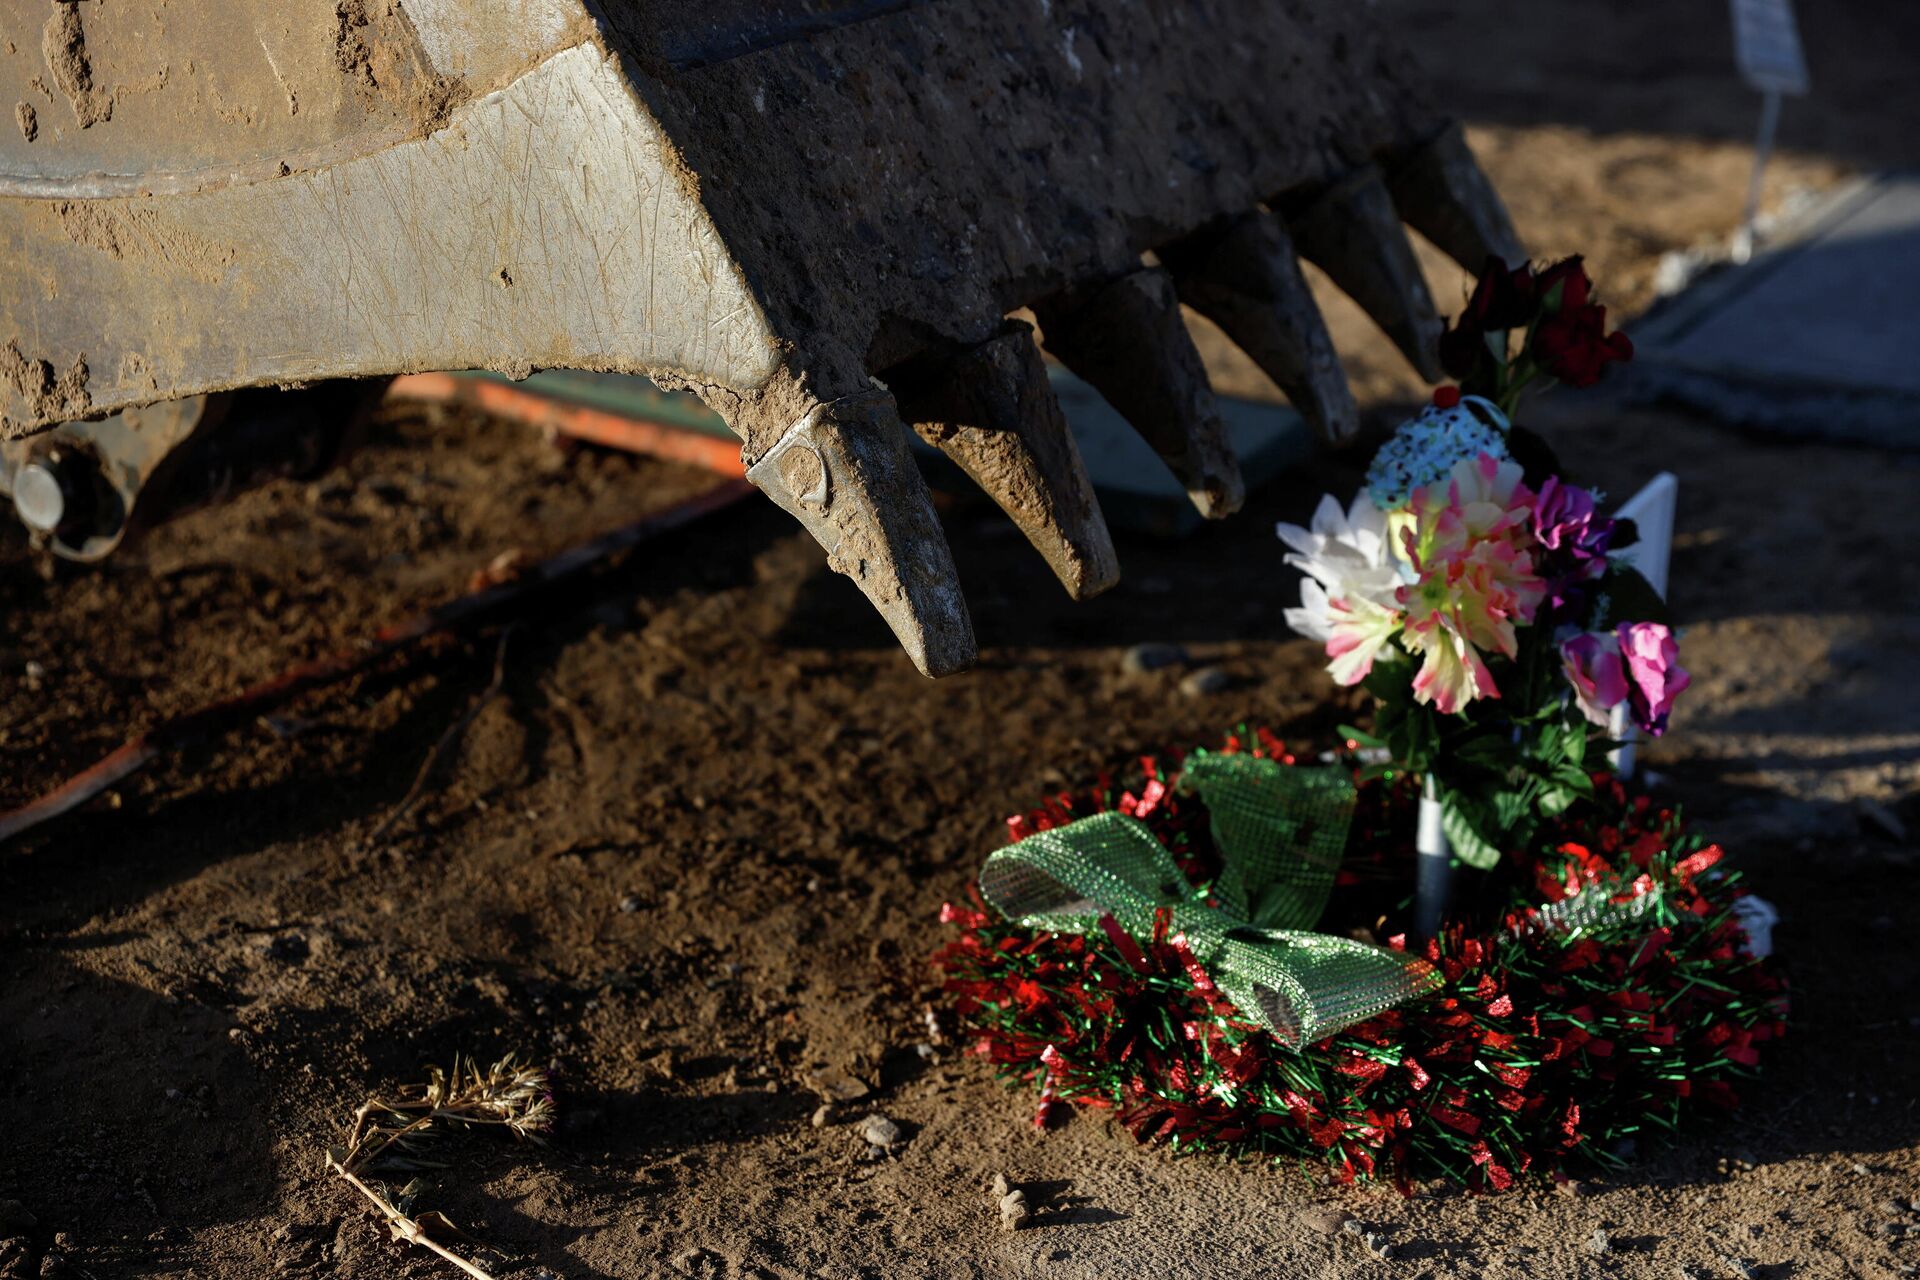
<box><xmin>5</xmin><ymin>3</ymin><xmax>1920</xmax><ymax>1278</ymax></box>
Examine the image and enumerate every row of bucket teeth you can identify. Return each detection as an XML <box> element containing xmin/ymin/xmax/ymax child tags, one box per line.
<box><xmin>738</xmin><ymin>126</ymin><xmax>1522</xmax><ymax>678</ymax></box>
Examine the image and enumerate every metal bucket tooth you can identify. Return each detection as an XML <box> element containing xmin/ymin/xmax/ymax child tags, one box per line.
<box><xmin>1162</xmin><ymin>211</ymin><xmax>1361</xmax><ymax>446</ymax></box>
<box><xmin>1287</xmin><ymin>167</ymin><xmax>1446</xmax><ymax>383</ymax></box>
<box><xmin>1033</xmin><ymin>269</ymin><xmax>1244</xmax><ymax>520</ymax></box>
<box><xmin>892</xmin><ymin>324</ymin><xmax>1119</xmax><ymax>601</ymax></box>
<box><xmin>1388</xmin><ymin>124</ymin><xmax>1525</xmax><ymax>271</ymax></box>
<box><xmin>742</xmin><ymin>388</ymin><xmax>976</xmax><ymax>678</ymax></box>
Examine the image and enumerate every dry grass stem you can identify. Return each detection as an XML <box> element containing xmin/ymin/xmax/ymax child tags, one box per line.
<box><xmin>325</xmin><ymin>1053</ymin><xmax>556</xmax><ymax>1280</ymax></box>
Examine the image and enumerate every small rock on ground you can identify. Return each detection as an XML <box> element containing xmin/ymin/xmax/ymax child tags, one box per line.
<box><xmin>990</xmin><ymin>1173</ymin><xmax>1010</xmax><ymax>1198</ymax></box>
<box><xmin>1179</xmin><ymin>665</ymin><xmax>1232</xmax><ymax>697</ymax></box>
<box><xmin>1122</xmin><ymin>642</ymin><xmax>1188</xmax><ymax>674</ymax></box>
<box><xmin>810</xmin><ymin>1104</ymin><xmax>833</xmax><ymax>1128</ymax></box>
<box><xmin>859</xmin><ymin>1114</ymin><xmax>902</xmax><ymax>1148</ymax></box>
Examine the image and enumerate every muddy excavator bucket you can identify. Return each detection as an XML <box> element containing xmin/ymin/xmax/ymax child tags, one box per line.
<box><xmin>0</xmin><ymin>1</ymin><xmax>1520</xmax><ymax>676</ymax></box>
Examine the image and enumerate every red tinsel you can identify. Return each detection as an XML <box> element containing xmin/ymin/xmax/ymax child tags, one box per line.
<box><xmin>936</xmin><ymin>734</ymin><xmax>1785</xmax><ymax>1192</ymax></box>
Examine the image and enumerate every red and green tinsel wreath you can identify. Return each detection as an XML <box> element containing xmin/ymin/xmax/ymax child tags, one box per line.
<box><xmin>934</xmin><ymin>728</ymin><xmax>1786</xmax><ymax>1192</ymax></box>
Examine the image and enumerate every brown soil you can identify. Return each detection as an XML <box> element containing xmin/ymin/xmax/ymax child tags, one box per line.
<box><xmin>4</xmin><ymin>3</ymin><xmax>1919</xmax><ymax>1278</ymax></box>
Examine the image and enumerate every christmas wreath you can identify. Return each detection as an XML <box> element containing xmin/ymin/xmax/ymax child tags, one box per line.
<box><xmin>936</xmin><ymin>739</ymin><xmax>1784</xmax><ymax>1191</ymax></box>
<box><xmin>936</xmin><ymin>258</ymin><xmax>1785</xmax><ymax>1191</ymax></box>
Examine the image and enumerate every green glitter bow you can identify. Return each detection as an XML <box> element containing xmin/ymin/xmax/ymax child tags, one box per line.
<box><xmin>979</xmin><ymin>753</ymin><xmax>1440</xmax><ymax>1048</ymax></box>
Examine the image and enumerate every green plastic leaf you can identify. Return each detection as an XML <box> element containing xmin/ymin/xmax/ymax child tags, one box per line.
<box><xmin>1439</xmin><ymin>790</ymin><xmax>1503</xmax><ymax>870</ymax></box>
<box><xmin>1336</xmin><ymin>724</ymin><xmax>1386</xmax><ymax>752</ymax></box>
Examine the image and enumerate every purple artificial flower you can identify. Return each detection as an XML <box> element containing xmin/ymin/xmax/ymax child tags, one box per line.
<box><xmin>1559</xmin><ymin>629</ymin><xmax>1630</xmax><ymax>727</ymax></box>
<box><xmin>1533</xmin><ymin>475</ymin><xmax>1614</xmax><ymax>564</ymax></box>
<box><xmin>1617</xmin><ymin>621</ymin><xmax>1690</xmax><ymax>736</ymax></box>
<box><xmin>1532</xmin><ymin>476</ymin><xmax>1615</xmax><ymax>617</ymax></box>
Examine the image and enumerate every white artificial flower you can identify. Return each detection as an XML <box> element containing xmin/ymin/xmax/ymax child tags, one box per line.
<box><xmin>1276</xmin><ymin>491</ymin><xmax>1403</xmax><ymax>642</ymax></box>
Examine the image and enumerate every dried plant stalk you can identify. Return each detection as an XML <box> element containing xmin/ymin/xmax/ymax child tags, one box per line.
<box><xmin>325</xmin><ymin>1054</ymin><xmax>556</xmax><ymax>1280</ymax></box>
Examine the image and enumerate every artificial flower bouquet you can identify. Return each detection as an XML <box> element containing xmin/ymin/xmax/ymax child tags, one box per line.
<box><xmin>1280</xmin><ymin>255</ymin><xmax>1685</xmax><ymax>869</ymax></box>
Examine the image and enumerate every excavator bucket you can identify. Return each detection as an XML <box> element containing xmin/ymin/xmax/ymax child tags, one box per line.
<box><xmin>0</xmin><ymin>1</ymin><xmax>1520</xmax><ymax>675</ymax></box>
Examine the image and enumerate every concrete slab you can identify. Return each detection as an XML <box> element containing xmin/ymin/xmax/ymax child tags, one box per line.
<box><xmin>1630</xmin><ymin>173</ymin><xmax>1920</xmax><ymax>448</ymax></box>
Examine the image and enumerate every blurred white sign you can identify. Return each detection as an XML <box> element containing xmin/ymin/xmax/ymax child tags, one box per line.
<box><xmin>1732</xmin><ymin>0</ymin><xmax>1809</xmax><ymax>96</ymax></box>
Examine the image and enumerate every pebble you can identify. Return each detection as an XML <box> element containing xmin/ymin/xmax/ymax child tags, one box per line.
<box><xmin>998</xmin><ymin>1190</ymin><xmax>1031</xmax><ymax>1231</ymax></box>
<box><xmin>858</xmin><ymin>1114</ymin><xmax>902</xmax><ymax>1148</ymax></box>
<box><xmin>23</xmin><ymin>660</ymin><xmax>45</xmax><ymax>682</ymax></box>
<box><xmin>618</xmin><ymin>895</ymin><xmax>641</xmax><ymax>914</ymax></box>
<box><xmin>1721</xmin><ymin>1257</ymin><xmax>1757</xmax><ymax>1280</ymax></box>
<box><xmin>1586</xmin><ymin>1227</ymin><xmax>1612</xmax><ymax>1257</ymax></box>
<box><xmin>1341</xmin><ymin>1219</ymin><xmax>1393</xmax><ymax>1260</ymax></box>
<box><xmin>1121</xmin><ymin>642</ymin><xmax>1188</xmax><ymax>674</ymax></box>
<box><xmin>1178</xmin><ymin>666</ymin><xmax>1232</xmax><ymax>698</ymax></box>
<box><xmin>990</xmin><ymin>1173</ymin><xmax>1011</xmax><ymax>1199</ymax></box>
<box><xmin>811</xmin><ymin>1105</ymin><xmax>833</xmax><ymax>1128</ymax></box>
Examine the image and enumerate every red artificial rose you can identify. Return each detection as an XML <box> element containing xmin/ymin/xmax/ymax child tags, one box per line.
<box><xmin>1536</xmin><ymin>255</ymin><xmax>1593</xmax><ymax>313</ymax></box>
<box><xmin>1532</xmin><ymin>301</ymin><xmax>1633</xmax><ymax>388</ymax></box>
<box><xmin>1465</xmin><ymin>255</ymin><xmax>1540</xmax><ymax>330</ymax></box>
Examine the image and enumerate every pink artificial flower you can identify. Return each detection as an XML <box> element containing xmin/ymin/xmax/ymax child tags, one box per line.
<box><xmin>1559</xmin><ymin>630</ymin><xmax>1630</xmax><ymax>726</ymax></box>
<box><xmin>1403</xmin><ymin>621</ymin><xmax>1500</xmax><ymax>714</ymax></box>
<box><xmin>1324</xmin><ymin>592</ymin><xmax>1403</xmax><ymax>687</ymax></box>
<box><xmin>1401</xmin><ymin>452</ymin><xmax>1534</xmax><ymax>567</ymax></box>
<box><xmin>1390</xmin><ymin>454</ymin><xmax>1546</xmax><ymax>714</ymax></box>
<box><xmin>1617</xmin><ymin>621</ymin><xmax>1689</xmax><ymax>735</ymax></box>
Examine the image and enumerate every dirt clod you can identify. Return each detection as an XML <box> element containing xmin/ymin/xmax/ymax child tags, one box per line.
<box><xmin>13</xmin><ymin>102</ymin><xmax>33</xmax><ymax>142</ymax></box>
<box><xmin>1342</xmin><ymin>1219</ymin><xmax>1393</xmax><ymax>1260</ymax></box>
<box><xmin>805</xmin><ymin>1068</ymin><xmax>870</xmax><ymax>1103</ymax></box>
<box><xmin>1301</xmin><ymin>1205</ymin><xmax>1355</xmax><ymax>1235</ymax></box>
<box><xmin>39</xmin><ymin>4</ymin><xmax>110</xmax><ymax>128</ymax></box>
<box><xmin>990</xmin><ymin>1173</ymin><xmax>1011</xmax><ymax>1199</ymax></box>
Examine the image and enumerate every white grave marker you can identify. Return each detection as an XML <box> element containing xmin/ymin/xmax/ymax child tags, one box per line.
<box><xmin>1729</xmin><ymin>0</ymin><xmax>1810</xmax><ymax>262</ymax></box>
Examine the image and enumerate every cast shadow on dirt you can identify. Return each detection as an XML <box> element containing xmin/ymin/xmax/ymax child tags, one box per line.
<box><xmin>0</xmin><ymin>961</ymin><xmax>279</xmax><ymax>1274</ymax></box>
<box><xmin>0</xmin><ymin>493</ymin><xmax>780</xmax><ymax>932</ymax></box>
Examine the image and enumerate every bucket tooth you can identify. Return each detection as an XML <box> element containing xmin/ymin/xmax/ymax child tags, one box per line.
<box><xmin>1034</xmin><ymin>269</ymin><xmax>1244</xmax><ymax>519</ymax></box>
<box><xmin>1288</xmin><ymin>167</ymin><xmax>1445</xmax><ymax>383</ymax></box>
<box><xmin>1388</xmin><ymin>124</ymin><xmax>1525</xmax><ymax>271</ymax></box>
<box><xmin>743</xmin><ymin>389</ymin><xmax>976</xmax><ymax>677</ymax></box>
<box><xmin>1163</xmin><ymin>212</ymin><xmax>1361</xmax><ymax>446</ymax></box>
<box><xmin>893</xmin><ymin>324</ymin><xmax>1120</xmax><ymax>600</ymax></box>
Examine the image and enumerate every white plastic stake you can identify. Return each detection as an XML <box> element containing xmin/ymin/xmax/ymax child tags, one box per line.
<box><xmin>1607</xmin><ymin>472</ymin><xmax>1680</xmax><ymax>779</ymax></box>
<box><xmin>1414</xmin><ymin>776</ymin><xmax>1450</xmax><ymax>940</ymax></box>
